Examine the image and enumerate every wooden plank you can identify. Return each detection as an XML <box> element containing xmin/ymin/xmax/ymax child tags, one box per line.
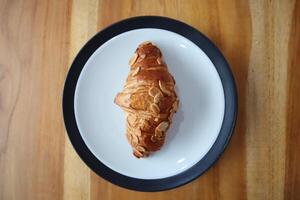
<box><xmin>0</xmin><ymin>0</ymin><xmax>71</xmax><ymax>199</ymax></box>
<box><xmin>246</xmin><ymin>1</ymin><xmax>295</xmax><ymax>199</ymax></box>
<box><xmin>63</xmin><ymin>0</ymin><xmax>99</xmax><ymax>199</ymax></box>
<box><xmin>285</xmin><ymin>1</ymin><xmax>300</xmax><ymax>199</ymax></box>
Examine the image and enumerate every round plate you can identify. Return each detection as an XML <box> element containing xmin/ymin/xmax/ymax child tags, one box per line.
<box><xmin>63</xmin><ymin>16</ymin><xmax>237</xmax><ymax>192</ymax></box>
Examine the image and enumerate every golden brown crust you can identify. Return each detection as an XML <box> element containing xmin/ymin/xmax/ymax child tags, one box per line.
<box><xmin>114</xmin><ymin>42</ymin><xmax>179</xmax><ymax>158</ymax></box>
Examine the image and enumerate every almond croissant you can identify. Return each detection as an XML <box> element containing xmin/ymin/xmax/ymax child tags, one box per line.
<box><xmin>114</xmin><ymin>42</ymin><xmax>179</xmax><ymax>158</ymax></box>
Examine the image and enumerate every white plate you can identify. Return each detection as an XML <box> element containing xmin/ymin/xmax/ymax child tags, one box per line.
<box><xmin>74</xmin><ymin>28</ymin><xmax>225</xmax><ymax>179</ymax></box>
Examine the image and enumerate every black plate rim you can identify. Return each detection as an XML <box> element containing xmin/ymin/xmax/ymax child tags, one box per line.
<box><xmin>62</xmin><ymin>16</ymin><xmax>237</xmax><ymax>192</ymax></box>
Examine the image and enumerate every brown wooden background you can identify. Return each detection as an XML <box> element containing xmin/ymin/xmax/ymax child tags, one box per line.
<box><xmin>0</xmin><ymin>0</ymin><xmax>299</xmax><ymax>199</ymax></box>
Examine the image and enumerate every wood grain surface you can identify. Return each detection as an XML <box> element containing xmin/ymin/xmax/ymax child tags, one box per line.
<box><xmin>0</xmin><ymin>0</ymin><xmax>299</xmax><ymax>199</ymax></box>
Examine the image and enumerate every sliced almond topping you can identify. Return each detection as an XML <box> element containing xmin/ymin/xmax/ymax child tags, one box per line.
<box><xmin>157</xmin><ymin>121</ymin><xmax>169</xmax><ymax>132</ymax></box>
<box><xmin>140</xmin><ymin>54</ymin><xmax>146</xmax><ymax>59</ymax></box>
<box><xmin>140</xmin><ymin>41</ymin><xmax>152</xmax><ymax>46</ymax></box>
<box><xmin>168</xmin><ymin>111</ymin><xmax>174</xmax><ymax>121</ymax></box>
<box><xmin>151</xmin><ymin>135</ymin><xmax>157</xmax><ymax>142</ymax></box>
<box><xmin>150</xmin><ymin>103</ymin><xmax>160</xmax><ymax>114</ymax></box>
<box><xmin>129</xmin><ymin>53</ymin><xmax>138</xmax><ymax>66</ymax></box>
<box><xmin>154</xmin><ymin>130</ymin><xmax>164</xmax><ymax>140</ymax></box>
<box><xmin>131</xmin><ymin>66</ymin><xmax>140</xmax><ymax>76</ymax></box>
<box><xmin>133</xmin><ymin>149</ymin><xmax>143</xmax><ymax>158</ymax></box>
<box><xmin>158</xmin><ymin>80</ymin><xmax>172</xmax><ymax>96</ymax></box>
<box><xmin>131</xmin><ymin>134</ymin><xmax>139</xmax><ymax>146</ymax></box>
<box><xmin>154</xmin><ymin>130</ymin><xmax>163</xmax><ymax>138</ymax></box>
<box><xmin>148</xmin><ymin>86</ymin><xmax>161</xmax><ymax>97</ymax></box>
<box><xmin>157</xmin><ymin>136</ymin><xmax>164</xmax><ymax>141</ymax></box>
<box><xmin>115</xmin><ymin>93</ymin><xmax>131</xmax><ymax>108</ymax></box>
<box><xmin>154</xmin><ymin>92</ymin><xmax>163</xmax><ymax>104</ymax></box>
<box><xmin>143</xmin><ymin>66</ymin><xmax>167</xmax><ymax>71</ymax></box>
<box><xmin>154</xmin><ymin>121</ymin><xmax>169</xmax><ymax>139</ymax></box>
<box><xmin>136</xmin><ymin>145</ymin><xmax>146</xmax><ymax>153</ymax></box>
<box><xmin>133</xmin><ymin>146</ymin><xmax>148</xmax><ymax>158</ymax></box>
<box><xmin>126</xmin><ymin>124</ymin><xmax>134</xmax><ymax>134</ymax></box>
<box><xmin>140</xmin><ymin>119</ymin><xmax>150</xmax><ymax>130</ymax></box>
<box><xmin>127</xmin><ymin>114</ymin><xmax>137</xmax><ymax>126</ymax></box>
<box><xmin>154</xmin><ymin>118</ymin><xmax>159</xmax><ymax>122</ymax></box>
<box><xmin>157</xmin><ymin>57</ymin><xmax>162</xmax><ymax>65</ymax></box>
<box><xmin>172</xmin><ymin>100</ymin><xmax>179</xmax><ymax>111</ymax></box>
<box><xmin>134</xmin><ymin>128</ymin><xmax>142</xmax><ymax>136</ymax></box>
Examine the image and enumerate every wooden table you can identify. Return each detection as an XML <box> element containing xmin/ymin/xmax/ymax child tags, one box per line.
<box><xmin>1</xmin><ymin>0</ymin><xmax>299</xmax><ymax>199</ymax></box>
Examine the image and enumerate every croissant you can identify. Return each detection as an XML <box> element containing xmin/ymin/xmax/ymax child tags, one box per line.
<box><xmin>114</xmin><ymin>42</ymin><xmax>179</xmax><ymax>158</ymax></box>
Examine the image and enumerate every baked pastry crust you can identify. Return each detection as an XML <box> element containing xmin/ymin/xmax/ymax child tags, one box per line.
<box><xmin>114</xmin><ymin>42</ymin><xmax>179</xmax><ymax>158</ymax></box>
